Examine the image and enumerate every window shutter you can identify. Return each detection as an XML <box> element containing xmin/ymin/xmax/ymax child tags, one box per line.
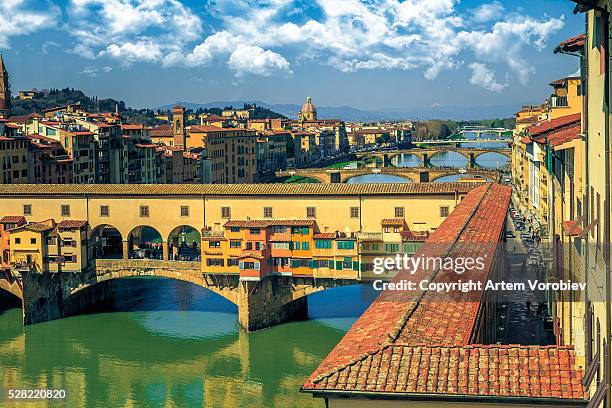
<box><xmin>292</xmin><ymin>259</ymin><xmax>299</xmax><ymax>268</ymax></box>
<box><xmin>353</xmin><ymin>261</ymin><xmax>359</xmax><ymax>271</ymax></box>
<box><xmin>336</xmin><ymin>261</ymin><xmax>342</xmax><ymax>270</ymax></box>
<box><xmin>239</xmin><ymin>261</ymin><xmax>244</xmax><ymax>269</ymax></box>
<box><xmin>328</xmin><ymin>260</ymin><xmax>334</xmax><ymax>269</ymax></box>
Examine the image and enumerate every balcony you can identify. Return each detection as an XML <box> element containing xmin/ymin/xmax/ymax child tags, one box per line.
<box><xmin>551</xmin><ymin>96</ymin><xmax>568</xmax><ymax>108</ymax></box>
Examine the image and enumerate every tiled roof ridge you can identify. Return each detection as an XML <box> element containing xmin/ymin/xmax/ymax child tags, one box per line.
<box><xmin>386</xmin><ymin>184</ymin><xmax>492</xmax><ymax>345</ymax></box>
<box><xmin>0</xmin><ymin>183</ymin><xmax>480</xmax><ymax>196</ymax></box>
<box><xmin>306</xmin><ymin>184</ymin><xmax>493</xmax><ymax>386</ymax></box>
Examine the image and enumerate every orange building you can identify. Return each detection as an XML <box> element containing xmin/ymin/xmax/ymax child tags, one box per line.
<box><xmin>0</xmin><ymin>215</ymin><xmax>26</xmax><ymax>272</ymax></box>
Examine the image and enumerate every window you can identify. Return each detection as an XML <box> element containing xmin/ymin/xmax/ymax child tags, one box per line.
<box><xmin>240</xmin><ymin>261</ymin><xmax>260</xmax><ymax>270</ymax></box>
<box><xmin>23</xmin><ymin>204</ymin><xmax>31</xmax><ymax>215</ymax></box>
<box><xmin>140</xmin><ymin>205</ymin><xmax>149</xmax><ymax>217</ymax></box>
<box><xmin>30</xmin><ymin>238</ymin><xmax>36</xmax><ymax>244</ymax></box>
<box><xmin>230</xmin><ymin>241</ymin><xmax>242</xmax><ymax>248</ymax></box>
<box><xmin>293</xmin><ymin>242</ymin><xmax>300</xmax><ymax>250</ymax></box>
<box><xmin>271</xmin><ymin>225</ymin><xmax>285</xmax><ymax>233</ymax></box>
<box><xmin>342</xmin><ymin>257</ymin><xmax>352</xmax><ymax>269</ymax></box>
<box><xmin>337</xmin><ymin>240</ymin><xmax>355</xmax><ymax>250</ymax></box>
<box><xmin>209</xmin><ymin>241</ymin><xmax>221</xmax><ymax>248</ymax></box>
<box><xmin>14</xmin><ymin>238</ymin><xmax>21</xmax><ymax>244</ymax></box>
<box><xmin>61</xmin><ymin>205</ymin><xmax>70</xmax><ymax>217</ymax></box>
<box><xmin>180</xmin><ymin>206</ymin><xmax>189</xmax><ymax>217</ymax></box>
<box><xmin>394</xmin><ymin>207</ymin><xmax>404</xmax><ymax>218</ymax></box>
<box><xmin>291</xmin><ymin>226</ymin><xmax>309</xmax><ymax>234</ymax></box>
<box><xmin>263</xmin><ymin>207</ymin><xmax>273</xmax><ymax>218</ymax></box>
<box><xmin>306</xmin><ymin>207</ymin><xmax>316</xmax><ymax>218</ymax></box>
<box><xmin>221</xmin><ymin>207</ymin><xmax>231</xmax><ymax>219</ymax></box>
<box><xmin>315</xmin><ymin>239</ymin><xmax>332</xmax><ymax>249</ymax></box>
<box><xmin>206</xmin><ymin>258</ymin><xmax>224</xmax><ymax>266</ymax></box>
<box><xmin>350</xmin><ymin>207</ymin><xmax>359</xmax><ymax>218</ymax></box>
<box><xmin>100</xmin><ymin>205</ymin><xmax>109</xmax><ymax>217</ymax></box>
<box><xmin>249</xmin><ymin>228</ymin><xmax>261</xmax><ymax>235</ymax></box>
<box><xmin>230</xmin><ymin>227</ymin><xmax>240</xmax><ymax>233</ymax></box>
<box><xmin>271</xmin><ymin>242</ymin><xmax>290</xmax><ymax>249</ymax></box>
<box><xmin>385</xmin><ymin>243</ymin><xmax>400</xmax><ymax>253</ymax></box>
<box><xmin>440</xmin><ymin>206</ymin><xmax>449</xmax><ymax>217</ymax></box>
<box><xmin>302</xmin><ymin>242</ymin><xmax>310</xmax><ymax>250</ymax></box>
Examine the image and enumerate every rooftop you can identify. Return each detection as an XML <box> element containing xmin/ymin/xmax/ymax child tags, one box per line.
<box><xmin>302</xmin><ymin>184</ymin><xmax>586</xmax><ymax>403</ymax></box>
<box><xmin>0</xmin><ymin>183</ymin><xmax>480</xmax><ymax>197</ymax></box>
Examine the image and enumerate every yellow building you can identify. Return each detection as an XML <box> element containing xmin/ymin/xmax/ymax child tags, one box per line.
<box><xmin>0</xmin><ymin>136</ymin><xmax>29</xmax><ymax>184</ymax></box>
<box><xmin>9</xmin><ymin>219</ymin><xmax>89</xmax><ymax>274</ymax></box>
<box><xmin>548</xmin><ymin>77</ymin><xmax>582</xmax><ymax>119</ymax></box>
<box><xmin>569</xmin><ymin>2</ymin><xmax>612</xmax><ymax>406</ymax></box>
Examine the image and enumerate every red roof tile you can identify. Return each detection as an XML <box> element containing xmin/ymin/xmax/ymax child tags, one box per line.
<box><xmin>549</xmin><ymin>123</ymin><xmax>581</xmax><ymax>148</ymax></box>
<box><xmin>57</xmin><ymin>220</ymin><xmax>87</xmax><ymax>229</ymax></box>
<box><xmin>302</xmin><ymin>184</ymin><xmax>586</xmax><ymax>402</ymax></box>
<box><xmin>562</xmin><ymin>220</ymin><xmax>583</xmax><ymax>237</ymax></box>
<box><xmin>528</xmin><ymin>113</ymin><xmax>580</xmax><ymax>138</ymax></box>
<box><xmin>555</xmin><ymin>34</ymin><xmax>586</xmax><ymax>53</ymax></box>
<box><xmin>0</xmin><ymin>215</ymin><xmax>26</xmax><ymax>224</ymax></box>
<box><xmin>381</xmin><ymin>218</ymin><xmax>406</xmax><ymax>226</ymax></box>
<box><xmin>313</xmin><ymin>232</ymin><xmax>337</xmax><ymax>239</ymax></box>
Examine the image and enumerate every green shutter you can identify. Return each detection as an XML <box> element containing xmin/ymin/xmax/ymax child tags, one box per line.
<box><xmin>335</xmin><ymin>261</ymin><xmax>342</xmax><ymax>270</ymax></box>
<box><xmin>308</xmin><ymin>260</ymin><xmax>314</xmax><ymax>268</ymax></box>
<box><xmin>329</xmin><ymin>260</ymin><xmax>334</xmax><ymax>269</ymax></box>
<box><xmin>352</xmin><ymin>261</ymin><xmax>359</xmax><ymax>271</ymax></box>
<box><xmin>292</xmin><ymin>260</ymin><xmax>298</xmax><ymax>268</ymax></box>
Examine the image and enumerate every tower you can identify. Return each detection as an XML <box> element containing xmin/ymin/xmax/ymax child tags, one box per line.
<box><xmin>172</xmin><ymin>105</ymin><xmax>186</xmax><ymax>149</ymax></box>
<box><xmin>298</xmin><ymin>96</ymin><xmax>317</xmax><ymax>122</ymax></box>
<box><xmin>0</xmin><ymin>53</ymin><xmax>11</xmax><ymax>117</ymax></box>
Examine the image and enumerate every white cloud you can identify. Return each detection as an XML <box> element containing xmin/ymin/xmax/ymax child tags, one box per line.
<box><xmin>80</xmin><ymin>65</ymin><xmax>113</xmax><ymax>77</ymax></box>
<box><xmin>471</xmin><ymin>2</ymin><xmax>505</xmax><ymax>23</ymax></box>
<box><xmin>67</xmin><ymin>0</ymin><xmax>202</xmax><ymax>63</ymax></box>
<box><xmin>228</xmin><ymin>44</ymin><xmax>292</xmax><ymax>77</ymax></box>
<box><xmin>101</xmin><ymin>41</ymin><xmax>163</xmax><ymax>66</ymax></box>
<box><xmin>468</xmin><ymin>63</ymin><xmax>506</xmax><ymax>92</ymax></box>
<box><xmin>0</xmin><ymin>0</ymin><xmax>59</xmax><ymax>48</ymax></box>
<box><xmin>61</xmin><ymin>0</ymin><xmax>565</xmax><ymax>86</ymax></box>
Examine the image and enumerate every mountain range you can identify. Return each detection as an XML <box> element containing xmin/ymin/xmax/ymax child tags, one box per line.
<box><xmin>154</xmin><ymin>100</ymin><xmax>520</xmax><ymax>121</ymax></box>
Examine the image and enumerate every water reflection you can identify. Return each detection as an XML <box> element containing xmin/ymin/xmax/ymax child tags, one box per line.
<box><xmin>0</xmin><ymin>278</ymin><xmax>376</xmax><ymax>408</ymax></box>
<box><xmin>392</xmin><ymin>153</ymin><xmax>421</xmax><ymax>168</ymax></box>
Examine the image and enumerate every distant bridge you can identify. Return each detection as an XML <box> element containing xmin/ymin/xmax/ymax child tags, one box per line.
<box><xmin>414</xmin><ymin>138</ymin><xmax>511</xmax><ymax>145</ymax></box>
<box><xmin>277</xmin><ymin>166</ymin><xmax>501</xmax><ymax>184</ymax></box>
<box><xmin>357</xmin><ymin>147</ymin><xmax>511</xmax><ymax>168</ymax></box>
<box><xmin>458</xmin><ymin>127</ymin><xmax>511</xmax><ymax>137</ymax></box>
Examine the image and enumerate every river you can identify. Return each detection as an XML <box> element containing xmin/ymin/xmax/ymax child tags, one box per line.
<box><xmin>0</xmin><ymin>279</ymin><xmax>378</xmax><ymax>407</ymax></box>
<box><xmin>347</xmin><ymin>132</ymin><xmax>509</xmax><ymax>184</ymax></box>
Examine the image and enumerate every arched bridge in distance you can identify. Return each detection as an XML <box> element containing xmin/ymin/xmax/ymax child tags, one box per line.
<box><xmin>276</xmin><ymin>167</ymin><xmax>502</xmax><ymax>184</ymax></box>
<box><xmin>356</xmin><ymin>146</ymin><xmax>511</xmax><ymax>169</ymax></box>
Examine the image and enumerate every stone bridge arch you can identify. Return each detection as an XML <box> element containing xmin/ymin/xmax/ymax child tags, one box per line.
<box><xmin>127</xmin><ymin>225</ymin><xmax>163</xmax><ymax>260</ymax></box>
<box><xmin>342</xmin><ymin>172</ymin><xmax>414</xmax><ymax>183</ymax></box>
<box><xmin>91</xmin><ymin>224</ymin><xmax>124</xmax><ymax>259</ymax></box>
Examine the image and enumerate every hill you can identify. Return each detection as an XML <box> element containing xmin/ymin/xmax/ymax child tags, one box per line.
<box><xmin>10</xmin><ymin>89</ymin><xmax>285</xmax><ymax>126</ymax></box>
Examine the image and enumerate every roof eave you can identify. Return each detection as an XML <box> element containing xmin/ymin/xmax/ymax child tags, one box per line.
<box><xmin>301</xmin><ymin>389</ymin><xmax>588</xmax><ymax>406</ymax></box>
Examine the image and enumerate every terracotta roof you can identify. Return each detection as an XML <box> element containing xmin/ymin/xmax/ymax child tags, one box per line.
<box><xmin>224</xmin><ymin>219</ymin><xmax>316</xmax><ymax>228</ymax></box>
<box><xmin>381</xmin><ymin>218</ymin><xmax>406</xmax><ymax>226</ymax></box>
<box><xmin>313</xmin><ymin>232</ymin><xmax>337</xmax><ymax>239</ymax></box>
<box><xmin>555</xmin><ymin>34</ymin><xmax>586</xmax><ymax>54</ymax></box>
<box><xmin>14</xmin><ymin>222</ymin><xmax>55</xmax><ymax>233</ymax></box>
<box><xmin>57</xmin><ymin>220</ymin><xmax>88</xmax><ymax>229</ymax></box>
<box><xmin>310</xmin><ymin>344</ymin><xmax>583</xmax><ymax>400</ymax></box>
<box><xmin>528</xmin><ymin>113</ymin><xmax>580</xmax><ymax>138</ymax></box>
<box><xmin>302</xmin><ymin>184</ymin><xmax>586</xmax><ymax>402</ymax></box>
<box><xmin>237</xmin><ymin>253</ymin><xmax>265</xmax><ymax>260</ymax></box>
<box><xmin>189</xmin><ymin>125</ymin><xmax>249</xmax><ymax>133</ymax></box>
<box><xmin>0</xmin><ymin>215</ymin><xmax>26</xmax><ymax>224</ymax></box>
<box><xmin>0</xmin><ymin>183</ymin><xmax>479</xmax><ymax>197</ymax></box>
<box><xmin>549</xmin><ymin>123</ymin><xmax>581</xmax><ymax>148</ymax></box>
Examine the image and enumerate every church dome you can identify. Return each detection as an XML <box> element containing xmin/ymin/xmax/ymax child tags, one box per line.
<box><xmin>301</xmin><ymin>96</ymin><xmax>316</xmax><ymax>113</ymax></box>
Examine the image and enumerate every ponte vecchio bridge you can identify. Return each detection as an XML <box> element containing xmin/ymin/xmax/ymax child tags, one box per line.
<box><xmin>0</xmin><ymin>183</ymin><xmax>481</xmax><ymax>331</ymax></box>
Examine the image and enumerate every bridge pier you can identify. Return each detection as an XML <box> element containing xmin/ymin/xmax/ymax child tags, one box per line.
<box><xmin>237</xmin><ymin>276</ymin><xmax>308</xmax><ymax>332</ymax></box>
<box><xmin>21</xmin><ymin>270</ymin><xmax>113</xmax><ymax>325</ymax></box>
<box><xmin>469</xmin><ymin>153</ymin><xmax>476</xmax><ymax>169</ymax></box>
<box><xmin>421</xmin><ymin>153</ymin><xmax>430</xmax><ymax>168</ymax></box>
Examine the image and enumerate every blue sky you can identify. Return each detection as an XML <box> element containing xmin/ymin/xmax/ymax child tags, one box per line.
<box><xmin>1</xmin><ymin>0</ymin><xmax>583</xmax><ymax>110</ymax></box>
